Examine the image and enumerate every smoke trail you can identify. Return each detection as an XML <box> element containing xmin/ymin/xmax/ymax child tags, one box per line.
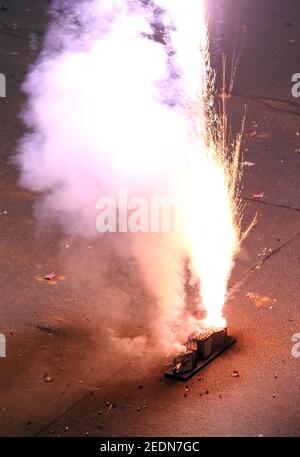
<box><xmin>17</xmin><ymin>0</ymin><xmax>240</xmax><ymax>354</ymax></box>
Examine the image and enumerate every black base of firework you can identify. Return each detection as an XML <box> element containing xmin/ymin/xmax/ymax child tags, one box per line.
<box><xmin>164</xmin><ymin>336</ymin><xmax>236</xmax><ymax>381</ymax></box>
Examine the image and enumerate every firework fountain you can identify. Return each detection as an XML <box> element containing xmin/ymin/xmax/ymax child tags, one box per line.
<box><xmin>17</xmin><ymin>0</ymin><xmax>243</xmax><ymax>375</ymax></box>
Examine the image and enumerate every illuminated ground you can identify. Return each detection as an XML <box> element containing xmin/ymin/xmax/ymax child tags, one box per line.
<box><xmin>0</xmin><ymin>0</ymin><xmax>299</xmax><ymax>437</ymax></box>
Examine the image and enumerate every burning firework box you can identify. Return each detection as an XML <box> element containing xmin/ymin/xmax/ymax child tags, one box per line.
<box><xmin>211</xmin><ymin>327</ymin><xmax>228</xmax><ymax>350</ymax></box>
<box><xmin>172</xmin><ymin>350</ymin><xmax>197</xmax><ymax>375</ymax></box>
<box><xmin>165</xmin><ymin>329</ymin><xmax>236</xmax><ymax>381</ymax></box>
<box><xmin>191</xmin><ymin>332</ymin><xmax>213</xmax><ymax>360</ymax></box>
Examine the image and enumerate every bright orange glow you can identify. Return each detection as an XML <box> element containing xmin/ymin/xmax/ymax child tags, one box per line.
<box><xmin>174</xmin><ymin>0</ymin><xmax>242</xmax><ymax>329</ymax></box>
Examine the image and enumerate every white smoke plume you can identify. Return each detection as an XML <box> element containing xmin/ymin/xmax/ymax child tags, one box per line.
<box><xmin>17</xmin><ymin>0</ymin><xmax>238</xmax><ymax>355</ymax></box>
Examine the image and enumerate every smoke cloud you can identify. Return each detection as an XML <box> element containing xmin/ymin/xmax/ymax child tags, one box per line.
<box><xmin>17</xmin><ymin>0</ymin><xmax>236</xmax><ymax>358</ymax></box>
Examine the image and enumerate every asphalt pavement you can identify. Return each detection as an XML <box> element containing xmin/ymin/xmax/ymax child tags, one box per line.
<box><xmin>0</xmin><ymin>0</ymin><xmax>299</xmax><ymax>437</ymax></box>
